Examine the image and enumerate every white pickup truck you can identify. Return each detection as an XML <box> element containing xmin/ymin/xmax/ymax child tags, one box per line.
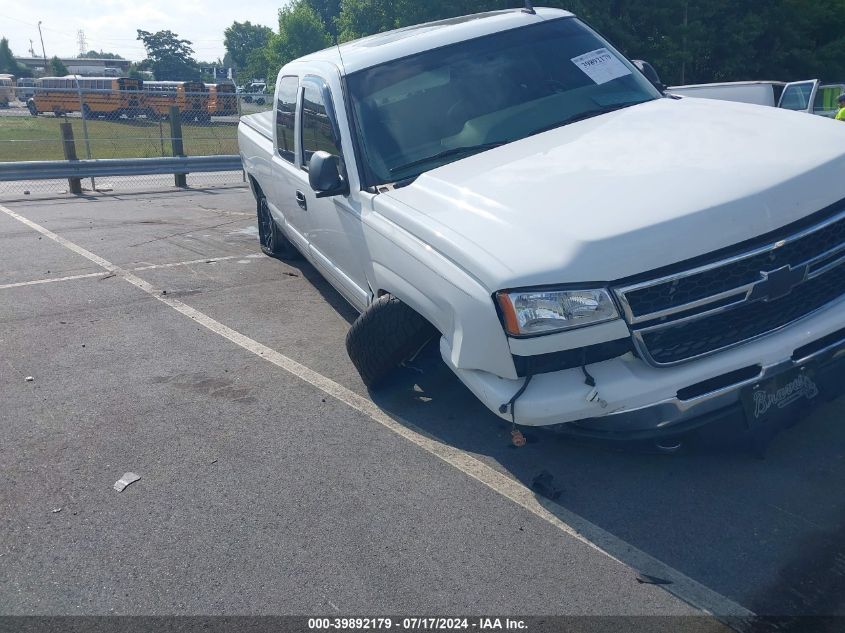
<box><xmin>238</xmin><ymin>7</ymin><xmax>845</xmax><ymax>443</ymax></box>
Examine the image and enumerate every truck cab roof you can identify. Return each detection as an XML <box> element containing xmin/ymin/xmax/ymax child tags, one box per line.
<box><xmin>295</xmin><ymin>7</ymin><xmax>574</xmax><ymax>75</ymax></box>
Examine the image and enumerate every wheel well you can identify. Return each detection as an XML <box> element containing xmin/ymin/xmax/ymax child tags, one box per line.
<box><xmin>374</xmin><ymin>289</ymin><xmax>441</xmax><ymax>336</ymax></box>
<box><xmin>248</xmin><ymin>176</ymin><xmax>265</xmax><ymax>201</ymax></box>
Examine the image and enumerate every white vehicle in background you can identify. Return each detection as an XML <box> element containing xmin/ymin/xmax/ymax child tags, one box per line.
<box><xmin>241</xmin><ymin>82</ymin><xmax>268</xmax><ymax>105</ymax></box>
<box><xmin>667</xmin><ymin>81</ymin><xmax>786</xmax><ymax>107</ymax></box>
<box><xmin>15</xmin><ymin>78</ymin><xmax>36</xmax><ymax>102</ymax></box>
<box><xmin>776</xmin><ymin>80</ymin><xmax>845</xmax><ymax>118</ymax></box>
<box><xmin>238</xmin><ymin>6</ymin><xmax>845</xmax><ymax>445</ymax></box>
<box><xmin>668</xmin><ymin>79</ymin><xmax>845</xmax><ymax>118</ymax></box>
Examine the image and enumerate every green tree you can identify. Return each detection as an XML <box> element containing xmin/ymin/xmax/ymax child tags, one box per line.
<box><xmin>242</xmin><ymin>47</ymin><xmax>271</xmax><ymax>83</ymax></box>
<box><xmin>136</xmin><ymin>29</ymin><xmax>199</xmax><ymax>80</ymax></box>
<box><xmin>303</xmin><ymin>0</ymin><xmax>342</xmax><ymax>38</ymax></box>
<box><xmin>265</xmin><ymin>1</ymin><xmax>332</xmax><ymax>82</ymax></box>
<box><xmin>305</xmin><ymin>0</ymin><xmax>845</xmax><ymax>86</ymax></box>
<box><xmin>127</xmin><ymin>62</ymin><xmax>147</xmax><ymax>80</ymax></box>
<box><xmin>224</xmin><ymin>21</ymin><xmax>273</xmax><ymax>70</ymax></box>
<box><xmin>49</xmin><ymin>56</ymin><xmax>69</xmax><ymax>76</ymax></box>
<box><xmin>774</xmin><ymin>0</ymin><xmax>845</xmax><ymax>81</ymax></box>
<box><xmin>0</xmin><ymin>37</ymin><xmax>31</xmax><ymax>77</ymax></box>
<box><xmin>336</xmin><ymin>0</ymin><xmax>509</xmax><ymax>41</ymax></box>
<box><xmin>78</xmin><ymin>50</ymin><xmax>124</xmax><ymax>59</ymax></box>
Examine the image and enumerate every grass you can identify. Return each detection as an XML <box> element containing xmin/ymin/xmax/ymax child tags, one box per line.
<box><xmin>0</xmin><ymin>115</ymin><xmax>240</xmax><ymax>162</ymax></box>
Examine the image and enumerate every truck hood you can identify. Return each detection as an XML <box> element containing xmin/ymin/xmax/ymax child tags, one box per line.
<box><xmin>377</xmin><ymin>97</ymin><xmax>845</xmax><ymax>290</ymax></box>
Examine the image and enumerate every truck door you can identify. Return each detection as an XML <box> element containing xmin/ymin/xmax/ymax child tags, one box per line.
<box><xmin>296</xmin><ymin>75</ymin><xmax>370</xmax><ymax>310</ymax></box>
<box><xmin>269</xmin><ymin>74</ymin><xmax>310</xmax><ymax>254</ymax></box>
<box><xmin>812</xmin><ymin>84</ymin><xmax>845</xmax><ymax>118</ymax></box>
<box><xmin>777</xmin><ymin>80</ymin><xmax>819</xmax><ymax>113</ymax></box>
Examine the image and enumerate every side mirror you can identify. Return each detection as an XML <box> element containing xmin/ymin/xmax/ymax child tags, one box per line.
<box><xmin>308</xmin><ymin>151</ymin><xmax>349</xmax><ymax>198</ymax></box>
<box><xmin>632</xmin><ymin>59</ymin><xmax>666</xmax><ymax>93</ymax></box>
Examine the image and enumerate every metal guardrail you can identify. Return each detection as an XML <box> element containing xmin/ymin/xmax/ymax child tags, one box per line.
<box><xmin>0</xmin><ymin>155</ymin><xmax>243</xmax><ymax>182</ymax></box>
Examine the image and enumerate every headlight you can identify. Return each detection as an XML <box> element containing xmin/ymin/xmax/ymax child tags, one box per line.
<box><xmin>496</xmin><ymin>288</ymin><xmax>619</xmax><ymax>336</ymax></box>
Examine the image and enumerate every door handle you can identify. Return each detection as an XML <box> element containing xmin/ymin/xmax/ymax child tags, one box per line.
<box><xmin>295</xmin><ymin>190</ymin><xmax>308</xmax><ymax>211</ymax></box>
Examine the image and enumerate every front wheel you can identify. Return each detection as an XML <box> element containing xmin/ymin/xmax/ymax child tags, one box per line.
<box><xmin>257</xmin><ymin>197</ymin><xmax>300</xmax><ymax>260</ymax></box>
<box><xmin>346</xmin><ymin>294</ymin><xmax>438</xmax><ymax>389</ymax></box>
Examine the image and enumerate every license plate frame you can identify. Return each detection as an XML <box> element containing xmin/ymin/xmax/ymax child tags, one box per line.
<box><xmin>740</xmin><ymin>365</ymin><xmax>821</xmax><ymax>429</ymax></box>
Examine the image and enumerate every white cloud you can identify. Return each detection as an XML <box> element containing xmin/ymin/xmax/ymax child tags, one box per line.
<box><xmin>1</xmin><ymin>0</ymin><xmax>288</xmax><ymax>62</ymax></box>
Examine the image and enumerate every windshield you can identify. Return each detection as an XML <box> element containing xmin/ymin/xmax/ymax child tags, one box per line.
<box><xmin>347</xmin><ymin>17</ymin><xmax>660</xmax><ymax>186</ymax></box>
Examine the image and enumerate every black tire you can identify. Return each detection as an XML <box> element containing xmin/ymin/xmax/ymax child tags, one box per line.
<box><xmin>257</xmin><ymin>197</ymin><xmax>300</xmax><ymax>259</ymax></box>
<box><xmin>345</xmin><ymin>294</ymin><xmax>438</xmax><ymax>389</ymax></box>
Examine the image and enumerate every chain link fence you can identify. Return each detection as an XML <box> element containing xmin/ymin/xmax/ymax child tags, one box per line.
<box><xmin>0</xmin><ymin>80</ymin><xmax>273</xmax><ymax>197</ymax></box>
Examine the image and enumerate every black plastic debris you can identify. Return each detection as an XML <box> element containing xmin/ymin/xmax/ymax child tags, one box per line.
<box><xmin>531</xmin><ymin>470</ymin><xmax>562</xmax><ymax>501</ymax></box>
<box><xmin>636</xmin><ymin>573</ymin><xmax>673</xmax><ymax>585</ymax></box>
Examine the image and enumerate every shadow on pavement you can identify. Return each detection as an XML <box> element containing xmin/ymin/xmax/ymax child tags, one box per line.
<box><xmin>366</xmin><ymin>341</ymin><xmax>845</xmax><ymax>619</ymax></box>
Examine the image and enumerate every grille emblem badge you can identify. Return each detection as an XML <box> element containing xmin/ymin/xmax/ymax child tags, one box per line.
<box><xmin>748</xmin><ymin>265</ymin><xmax>808</xmax><ymax>303</ymax></box>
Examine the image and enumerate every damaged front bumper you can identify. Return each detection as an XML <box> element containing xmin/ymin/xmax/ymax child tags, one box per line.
<box><xmin>441</xmin><ymin>299</ymin><xmax>845</xmax><ymax>440</ymax></box>
<box><xmin>555</xmin><ymin>334</ymin><xmax>845</xmax><ymax>441</ymax></box>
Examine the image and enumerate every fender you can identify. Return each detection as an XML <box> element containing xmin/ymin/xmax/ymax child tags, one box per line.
<box><xmin>364</xmin><ymin>210</ymin><xmax>517</xmax><ymax>380</ymax></box>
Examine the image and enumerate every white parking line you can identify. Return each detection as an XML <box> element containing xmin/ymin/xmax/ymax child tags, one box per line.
<box><xmin>0</xmin><ymin>255</ymin><xmax>253</xmax><ymax>291</ymax></box>
<box><xmin>0</xmin><ymin>271</ymin><xmax>104</xmax><ymax>290</ymax></box>
<box><xmin>0</xmin><ymin>202</ymin><xmax>754</xmax><ymax>623</ymax></box>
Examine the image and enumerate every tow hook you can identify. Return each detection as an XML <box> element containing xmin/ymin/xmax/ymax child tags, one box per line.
<box><xmin>654</xmin><ymin>439</ymin><xmax>683</xmax><ymax>454</ymax></box>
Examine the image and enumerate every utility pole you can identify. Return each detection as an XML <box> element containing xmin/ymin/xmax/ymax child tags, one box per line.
<box><xmin>29</xmin><ymin>39</ymin><xmax>36</xmax><ymax>57</ymax></box>
<box><xmin>77</xmin><ymin>30</ymin><xmax>87</xmax><ymax>56</ymax></box>
<box><xmin>37</xmin><ymin>21</ymin><xmax>48</xmax><ymax>70</ymax></box>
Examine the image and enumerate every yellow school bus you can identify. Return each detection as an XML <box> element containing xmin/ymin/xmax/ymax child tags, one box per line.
<box><xmin>205</xmin><ymin>83</ymin><xmax>238</xmax><ymax>116</ymax></box>
<box><xmin>27</xmin><ymin>76</ymin><xmax>144</xmax><ymax>118</ymax></box>
<box><xmin>143</xmin><ymin>81</ymin><xmax>210</xmax><ymax>122</ymax></box>
<box><xmin>0</xmin><ymin>74</ymin><xmax>14</xmax><ymax>107</ymax></box>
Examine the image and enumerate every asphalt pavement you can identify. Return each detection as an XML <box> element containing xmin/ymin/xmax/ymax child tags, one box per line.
<box><xmin>1</xmin><ymin>186</ymin><xmax>843</xmax><ymax>625</ymax></box>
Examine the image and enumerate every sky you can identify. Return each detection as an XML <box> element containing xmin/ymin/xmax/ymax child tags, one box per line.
<box><xmin>1</xmin><ymin>0</ymin><xmax>288</xmax><ymax>63</ymax></box>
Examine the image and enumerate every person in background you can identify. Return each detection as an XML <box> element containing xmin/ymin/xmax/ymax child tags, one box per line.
<box><xmin>837</xmin><ymin>93</ymin><xmax>845</xmax><ymax>121</ymax></box>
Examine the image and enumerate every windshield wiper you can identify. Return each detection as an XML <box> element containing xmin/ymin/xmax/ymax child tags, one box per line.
<box><xmin>389</xmin><ymin>141</ymin><xmax>508</xmax><ymax>175</ymax></box>
<box><xmin>528</xmin><ymin>100</ymin><xmax>650</xmax><ymax>137</ymax></box>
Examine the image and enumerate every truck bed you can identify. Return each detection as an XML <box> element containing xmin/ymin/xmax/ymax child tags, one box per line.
<box><xmin>238</xmin><ymin>111</ymin><xmax>275</xmax><ymax>195</ymax></box>
<box><xmin>240</xmin><ymin>111</ymin><xmax>274</xmax><ymax>142</ymax></box>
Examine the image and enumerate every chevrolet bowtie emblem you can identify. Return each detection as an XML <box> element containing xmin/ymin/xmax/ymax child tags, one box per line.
<box><xmin>748</xmin><ymin>265</ymin><xmax>808</xmax><ymax>303</ymax></box>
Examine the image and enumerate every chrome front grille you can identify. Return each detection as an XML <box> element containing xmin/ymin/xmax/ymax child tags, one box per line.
<box><xmin>613</xmin><ymin>208</ymin><xmax>845</xmax><ymax>366</ymax></box>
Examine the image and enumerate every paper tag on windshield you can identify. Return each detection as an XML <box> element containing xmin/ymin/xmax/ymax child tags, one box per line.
<box><xmin>571</xmin><ymin>48</ymin><xmax>632</xmax><ymax>85</ymax></box>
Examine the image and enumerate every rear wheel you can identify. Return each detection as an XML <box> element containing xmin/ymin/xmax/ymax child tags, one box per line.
<box><xmin>257</xmin><ymin>197</ymin><xmax>300</xmax><ymax>260</ymax></box>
